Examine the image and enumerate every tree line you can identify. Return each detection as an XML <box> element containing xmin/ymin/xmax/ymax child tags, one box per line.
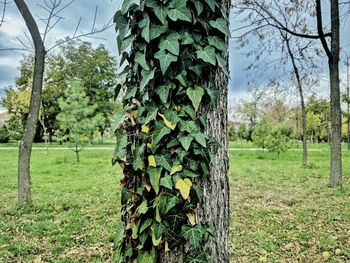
<box><xmin>1</xmin><ymin>41</ymin><xmax>117</xmax><ymax>147</ymax></box>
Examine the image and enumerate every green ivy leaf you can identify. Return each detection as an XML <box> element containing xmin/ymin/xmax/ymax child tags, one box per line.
<box><xmin>145</xmin><ymin>0</ymin><xmax>157</xmax><ymax>8</ymax></box>
<box><xmin>179</xmin><ymin>135</ymin><xmax>193</xmax><ymax>151</ymax></box>
<box><xmin>148</xmin><ymin>167</ymin><xmax>162</xmax><ymax>194</ymax></box>
<box><xmin>121</xmin><ymin>0</ymin><xmax>140</xmax><ymax>14</ymax></box>
<box><xmin>138</xmin><ymin>247</ymin><xmax>156</xmax><ymax>263</ymax></box>
<box><xmin>118</xmin><ymin>35</ymin><xmax>135</xmax><ymax>54</ymax></box>
<box><xmin>137</xmin><ymin>200</ymin><xmax>149</xmax><ymax>215</ymax></box>
<box><xmin>165</xmin><ymin>195</ymin><xmax>179</xmax><ymax>213</ymax></box>
<box><xmin>132</xmin><ymin>144</ymin><xmax>145</xmax><ymax>170</ymax></box>
<box><xmin>153</xmin><ymin>121</ymin><xmax>171</xmax><ymax>146</ymax></box>
<box><xmin>168</xmin><ymin>6</ymin><xmax>192</xmax><ymax>22</ymax></box>
<box><xmin>182</xmin><ymin>105</ymin><xmax>196</xmax><ymax>119</ymax></box>
<box><xmin>160</xmin><ymin>176</ymin><xmax>173</xmax><ymax>190</ymax></box>
<box><xmin>115</xmin><ymin>222</ymin><xmax>125</xmax><ymax>246</ymax></box>
<box><xmin>192</xmin><ymin>0</ymin><xmax>204</xmax><ymax>15</ymax></box>
<box><xmin>209</xmin><ymin>18</ymin><xmax>230</xmax><ymax>36</ymax></box>
<box><xmin>204</xmin><ymin>0</ymin><xmax>216</xmax><ymax>12</ymax></box>
<box><xmin>124</xmin><ymin>86</ymin><xmax>137</xmax><ymax>100</ymax></box>
<box><xmin>159</xmin><ymin>32</ymin><xmax>181</xmax><ymax>55</ymax></box>
<box><xmin>140</xmin><ymin>218</ymin><xmax>153</xmax><ymax>233</ymax></box>
<box><xmin>114</xmin><ymin>104</ymin><xmax>126</xmax><ymax>130</ymax></box>
<box><xmin>140</xmin><ymin>69</ymin><xmax>156</xmax><ymax>91</ymax></box>
<box><xmin>154</xmin><ymin>5</ymin><xmax>168</xmax><ymax>24</ymax></box>
<box><xmin>155</xmin><ymin>82</ymin><xmax>174</xmax><ymax>104</ymax></box>
<box><xmin>207</xmin><ymin>87</ymin><xmax>219</xmax><ymax>107</ymax></box>
<box><xmin>186</xmin><ymin>86</ymin><xmax>205</xmax><ymax>112</ymax></box>
<box><xmin>196</xmin><ymin>46</ymin><xmax>216</xmax><ymax>65</ymax></box>
<box><xmin>181</xmin><ymin>31</ymin><xmax>194</xmax><ymax>45</ymax></box>
<box><xmin>189</xmin><ymin>64</ymin><xmax>203</xmax><ymax>77</ymax></box>
<box><xmin>135</xmin><ymin>51</ymin><xmax>150</xmax><ymax>70</ymax></box>
<box><xmin>180</xmin><ymin>121</ymin><xmax>198</xmax><ymax>133</ymax></box>
<box><xmin>217</xmin><ymin>54</ymin><xmax>229</xmax><ymax>77</ymax></box>
<box><xmin>150</xmin><ymin>22</ymin><xmax>168</xmax><ymax>40</ymax></box>
<box><xmin>155</xmin><ymin>155</ymin><xmax>171</xmax><ymax>171</ymax></box>
<box><xmin>193</xmin><ymin>133</ymin><xmax>207</xmax><ymax>148</ymax></box>
<box><xmin>141</xmin><ymin>14</ymin><xmax>150</xmax><ymax>43</ymax></box>
<box><xmin>181</xmin><ymin>225</ymin><xmax>203</xmax><ymax>249</ymax></box>
<box><xmin>113</xmin><ymin>10</ymin><xmax>129</xmax><ymax>39</ymax></box>
<box><xmin>208</xmin><ymin>35</ymin><xmax>227</xmax><ymax>51</ymax></box>
<box><xmin>154</xmin><ymin>50</ymin><xmax>177</xmax><ymax>75</ymax></box>
<box><xmin>144</xmin><ymin>107</ymin><xmax>158</xmax><ymax>124</ymax></box>
<box><xmin>175</xmin><ymin>71</ymin><xmax>187</xmax><ymax>86</ymax></box>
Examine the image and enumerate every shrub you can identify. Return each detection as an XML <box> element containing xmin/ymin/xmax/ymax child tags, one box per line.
<box><xmin>0</xmin><ymin>126</ymin><xmax>10</xmax><ymax>143</ymax></box>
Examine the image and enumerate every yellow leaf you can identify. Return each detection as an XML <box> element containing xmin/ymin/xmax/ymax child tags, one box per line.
<box><xmin>156</xmin><ymin>206</ymin><xmax>161</xmax><ymax>223</ymax></box>
<box><xmin>158</xmin><ymin>112</ymin><xmax>176</xmax><ymax>130</ymax></box>
<box><xmin>186</xmin><ymin>212</ymin><xmax>196</xmax><ymax>226</ymax></box>
<box><xmin>132</xmin><ymin>223</ymin><xmax>138</xmax><ymax>239</ymax></box>
<box><xmin>152</xmin><ymin>235</ymin><xmax>162</xmax><ymax>246</ymax></box>
<box><xmin>141</xmin><ymin>124</ymin><xmax>150</xmax><ymax>133</ymax></box>
<box><xmin>131</xmin><ymin>98</ymin><xmax>141</xmax><ymax>106</ymax></box>
<box><xmin>144</xmin><ymin>183</ymin><xmax>151</xmax><ymax>192</ymax></box>
<box><xmin>170</xmin><ymin>164</ymin><xmax>183</xmax><ymax>175</ymax></box>
<box><xmin>165</xmin><ymin>240</ymin><xmax>170</xmax><ymax>253</ymax></box>
<box><xmin>148</xmin><ymin>155</ymin><xmax>156</xmax><ymax>167</ymax></box>
<box><xmin>175</xmin><ymin>178</ymin><xmax>192</xmax><ymax>200</ymax></box>
<box><xmin>184</xmin><ymin>178</ymin><xmax>192</xmax><ymax>187</ymax></box>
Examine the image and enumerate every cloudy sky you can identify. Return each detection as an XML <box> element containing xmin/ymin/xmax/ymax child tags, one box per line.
<box><xmin>0</xmin><ymin>0</ymin><xmax>349</xmax><ymax>103</ymax></box>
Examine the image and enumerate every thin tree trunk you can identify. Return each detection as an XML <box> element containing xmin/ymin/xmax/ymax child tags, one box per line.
<box><xmin>285</xmin><ymin>35</ymin><xmax>308</xmax><ymax>166</ymax></box>
<box><xmin>316</xmin><ymin>0</ymin><xmax>342</xmax><ymax>187</ymax></box>
<box><xmin>328</xmin><ymin>0</ymin><xmax>342</xmax><ymax>187</ymax></box>
<box><xmin>15</xmin><ymin>0</ymin><xmax>46</xmax><ymax>207</ymax></box>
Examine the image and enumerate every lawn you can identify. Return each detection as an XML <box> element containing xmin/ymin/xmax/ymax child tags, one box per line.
<box><xmin>0</xmin><ymin>145</ymin><xmax>349</xmax><ymax>262</ymax></box>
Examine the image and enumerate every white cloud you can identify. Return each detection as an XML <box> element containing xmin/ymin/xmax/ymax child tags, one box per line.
<box><xmin>0</xmin><ymin>15</ymin><xmax>26</xmax><ymax>37</ymax></box>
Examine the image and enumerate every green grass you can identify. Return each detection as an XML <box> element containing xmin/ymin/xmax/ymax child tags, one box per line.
<box><xmin>230</xmin><ymin>149</ymin><xmax>350</xmax><ymax>262</ymax></box>
<box><xmin>0</xmin><ymin>145</ymin><xmax>350</xmax><ymax>262</ymax></box>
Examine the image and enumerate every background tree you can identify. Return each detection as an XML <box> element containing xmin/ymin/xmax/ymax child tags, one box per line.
<box><xmin>234</xmin><ymin>0</ymin><xmax>343</xmax><ymax>187</ymax></box>
<box><xmin>306</xmin><ymin>111</ymin><xmax>321</xmax><ymax>143</ymax></box>
<box><xmin>234</xmin><ymin>0</ymin><xmax>323</xmax><ymax>166</ymax></box>
<box><xmin>1</xmin><ymin>0</ymin><xmax>112</xmax><ymax>207</ymax></box>
<box><xmin>266</xmin><ymin>125</ymin><xmax>290</xmax><ymax>158</ymax></box>
<box><xmin>252</xmin><ymin>118</ymin><xmax>270</xmax><ymax>151</ymax></box>
<box><xmin>57</xmin><ymin>81</ymin><xmax>101</xmax><ymax>163</ymax></box>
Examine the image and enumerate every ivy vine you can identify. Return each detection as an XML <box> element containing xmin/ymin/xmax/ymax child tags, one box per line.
<box><xmin>112</xmin><ymin>0</ymin><xmax>229</xmax><ymax>262</ymax></box>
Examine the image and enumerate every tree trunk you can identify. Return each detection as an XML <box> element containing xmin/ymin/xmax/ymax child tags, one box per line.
<box><xmin>15</xmin><ymin>0</ymin><xmax>46</xmax><ymax>207</ymax></box>
<box><xmin>328</xmin><ymin>0</ymin><xmax>342</xmax><ymax>187</ymax></box>
<box><xmin>285</xmin><ymin>35</ymin><xmax>308</xmax><ymax>166</ymax></box>
<box><xmin>198</xmin><ymin>70</ymin><xmax>230</xmax><ymax>263</ymax></box>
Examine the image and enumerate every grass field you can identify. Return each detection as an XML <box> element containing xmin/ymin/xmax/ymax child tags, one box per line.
<box><xmin>0</xmin><ymin>144</ymin><xmax>349</xmax><ymax>262</ymax></box>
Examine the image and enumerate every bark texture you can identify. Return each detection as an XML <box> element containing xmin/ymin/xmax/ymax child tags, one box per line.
<box><xmin>15</xmin><ymin>0</ymin><xmax>46</xmax><ymax>206</ymax></box>
<box><xmin>198</xmin><ymin>0</ymin><xmax>230</xmax><ymax>261</ymax></box>
<box><xmin>315</xmin><ymin>0</ymin><xmax>342</xmax><ymax>187</ymax></box>
<box><xmin>328</xmin><ymin>0</ymin><xmax>342</xmax><ymax>187</ymax></box>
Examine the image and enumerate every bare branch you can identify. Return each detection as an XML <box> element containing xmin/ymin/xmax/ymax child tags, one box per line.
<box><xmin>0</xmin><ymin>0</ymin><xmax>7</xmax><ymax>28</ymax></box>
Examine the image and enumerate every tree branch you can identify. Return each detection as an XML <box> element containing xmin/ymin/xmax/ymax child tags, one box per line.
<box><xmin>316</xmin><ymin>0</ymin><xmax>332</xmax><ymax>60</ymax></box>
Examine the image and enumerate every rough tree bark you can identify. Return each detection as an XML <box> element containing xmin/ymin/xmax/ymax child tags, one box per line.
<box><xmin>315</xmin><ymin>0</ymin><xmax>342</xmax><ymax>187</ymax></box>
<box><xmin>14</xmin><ymin>0</ymin><xmax>46</xmax><ymax>207</ymax></box>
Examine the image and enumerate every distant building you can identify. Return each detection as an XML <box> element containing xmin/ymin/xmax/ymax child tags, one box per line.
<box><xmin>0</xmin><ymin>112</ymin><xmax>10</xmax><ymax>125</ymax></box>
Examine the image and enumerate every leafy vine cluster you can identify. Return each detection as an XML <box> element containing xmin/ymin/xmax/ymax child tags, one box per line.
<box><xmin>113</xmin><ymin>0</ymin><xmax>229</xmax><ymax>262</ymax></box>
